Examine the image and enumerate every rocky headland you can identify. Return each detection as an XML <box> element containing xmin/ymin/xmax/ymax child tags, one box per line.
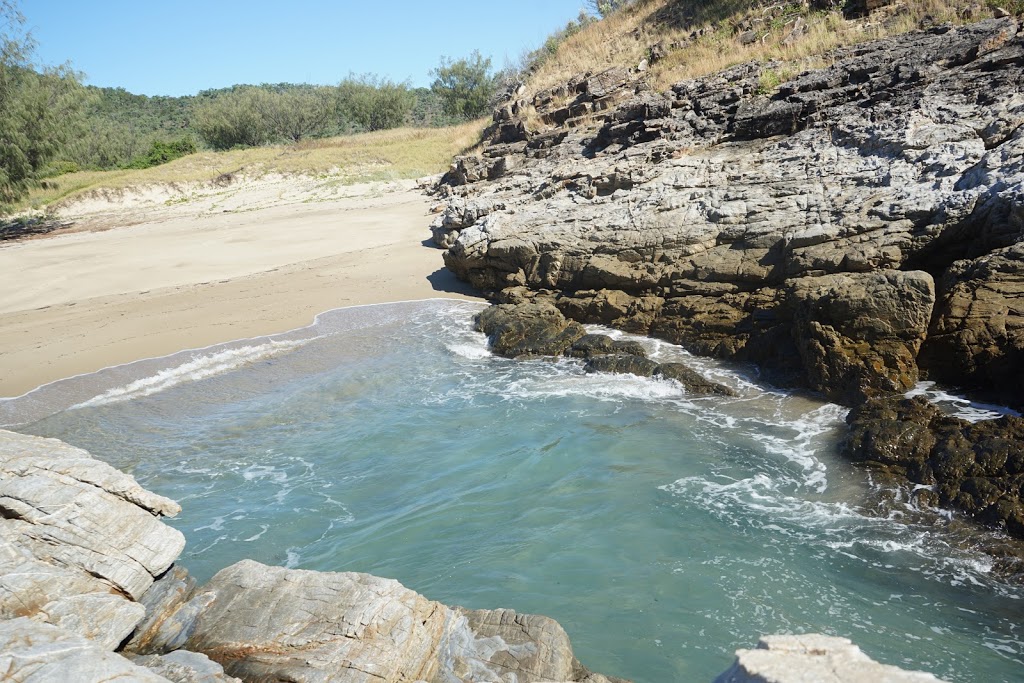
<box><xmin>432</xmin><ymin>17</ymin><xmax>1024</xmax><ymax>543</ymax></box>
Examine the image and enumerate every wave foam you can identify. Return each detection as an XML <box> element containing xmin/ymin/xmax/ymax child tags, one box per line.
<box><xmin>70</xmin><ymin>339</ymin><xmax>309</xmax><ymax>409</ymax></box>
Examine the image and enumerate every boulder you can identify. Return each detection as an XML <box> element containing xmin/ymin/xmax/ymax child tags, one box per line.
<box><xmin>585</xmin><ymin>354</ymin><xmax>660</xmax><ymax>377</ymax></box>
<box><xmin>0</xmin><ymin>430</ymin><xmax>184</xmax><ymax>600</ymax></box>
<box><xmin>127</xmin><ymin>651</ymin><xmax>241</xmax><ymax>683</ymax></box>
<box><xmin>714</xmin><ymin>634</ymin><xmax>947</xmax><ymax>682</ymax></box>
<box><xmin>0</xmin><ymin>617</ymin><xmax>172</xmax><ymax>683</ymax></box>
<box><xmin>476</xmin><ymin>302</ymin><xmax>586</xmax><ymax>357</ymax></box>
<box><xmin>785</xmin><ymin>270</ymin><xmax>935</xmax><ymax>404</ymax></box>
<box><xmin>567</xmin><ymin>333</ymin><xmax>648</xmax><ymax>359</ymax></box>
<box><xmin>125</xmin><ymin>565</ymin><xmax>198</xmax><ymax>654</ymax></box>
<box><xmin>921</xmin><ymin>242</ymin><xmax>1024</xmax><ymax>406</ymax></box>
<box><xmin>146</xmin><ymin>560</ymin><xmax>616</xmax><ymax>683</ymax></box>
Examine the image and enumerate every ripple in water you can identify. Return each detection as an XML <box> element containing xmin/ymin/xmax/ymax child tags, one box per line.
<box><xmin>5</xmin><ymin>299</ymin><xmax>1023</xmax><ymax>683</ymax></box>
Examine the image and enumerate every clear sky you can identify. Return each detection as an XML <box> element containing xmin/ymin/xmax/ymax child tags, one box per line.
<box><xmin>23</xmin><ymin>1</ymin><xmax>591</xmax><ymax>97</ymax></box>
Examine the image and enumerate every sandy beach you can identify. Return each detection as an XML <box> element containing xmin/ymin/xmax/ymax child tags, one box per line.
<box><xmin>0</xmin><ymin>175</ymin><xmax>481</xmax><ymax>398</ymax></box>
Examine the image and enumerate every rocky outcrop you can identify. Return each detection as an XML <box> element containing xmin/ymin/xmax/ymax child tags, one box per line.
<box><xmin>434</xmin><ymin>18</ymin><xmax>1024</xmax><ymax>409</ymax></box>
<box><xmin>0</xmin><ymin>618</ymin><xmax>173</xmax><ymax>682</ymax></box>
<box><xmin>844</xmin><ymin>395</ymin><xmax>1024</xmax><ymax>536</ymax></box>
<box><xmin>129</xmin><ymin>559</ymin><xmax>615</xmax><ymax>683</ymax></box>
<box><xmin>714</xmin><ymin>634</ymin><xmax>947</xmax><ymax>683</ymax></box>
<box><xmin>0</xmin><ymin>429</ymin><xmax>184</xmax><ymax>646</ymax></box>
<box><xmin>0</xmin><ymin>429</ymin><xmax>625</xmax><ymax>683</ymax></box>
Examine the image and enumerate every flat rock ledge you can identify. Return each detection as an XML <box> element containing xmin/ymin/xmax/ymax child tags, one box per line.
<box><xmin>0</xmin><ymin>428</ymin><xmax>948</xmax><ymax>682</ymax></box>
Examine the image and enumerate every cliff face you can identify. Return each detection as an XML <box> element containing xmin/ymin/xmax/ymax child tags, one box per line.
<box><xmin>435</xmin><ymin>17</ymin><xmax>1024</xmax><ymax>409</ymax></box>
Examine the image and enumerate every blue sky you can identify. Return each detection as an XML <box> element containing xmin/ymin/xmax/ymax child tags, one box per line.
<box><xmin>24</xmin><ymin>1</ymin><xmax>591</xmax><ymax>96</ymax></box>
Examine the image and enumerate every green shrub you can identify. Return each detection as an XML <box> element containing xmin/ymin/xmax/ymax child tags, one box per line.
<box><xmin>126</xmin><ymin>137</ymin><xmax>196</xmax><ymax>169</ymax></box>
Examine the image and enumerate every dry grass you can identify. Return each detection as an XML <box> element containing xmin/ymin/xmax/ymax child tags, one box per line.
<box><xmin>525</xmin><ymin>0</ymin><xmax>983</xmax><ymax>101</ymax></box>
<box><xmin>22</xmin><ymin>120</ymin><xmax>486</xmax><ymax>212</ymax></box>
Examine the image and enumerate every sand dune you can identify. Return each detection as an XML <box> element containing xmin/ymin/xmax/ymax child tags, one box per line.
<box><xmin>0</xmin><ymin>176</ymin><xmax>480</xmax><ymax>398</ymax></box>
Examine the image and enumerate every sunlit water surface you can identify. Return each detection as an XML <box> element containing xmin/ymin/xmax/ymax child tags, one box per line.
<box><xmin>4</xmin><ymin>300</ymin><xmax>1022</xmax><ymax>682</ymax></box>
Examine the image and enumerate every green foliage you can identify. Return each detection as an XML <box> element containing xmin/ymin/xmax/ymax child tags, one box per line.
<box><xmin>588</xmin><ymin>0</ymin><xmax>632</xmax><ymax>18</ymax></box>
<box><xmin>0</xmin><ymin>1</ymin><xmax>85</xmax><ymax>210</ymax></box>
<box><xmin>192</xmin><ymin>87</ymin><xmax>275</xmax><ymax>149</ymax></box>
<box><xmin>126</xmin><ymin>137</ymin><xmax>196</xmax><ymax>169</ymax></box>
<box><xmin>68</xmin><ymin>87</ymin><xmax>193</xmax><ymax>169</ymax></box>
<box><xmin>337</xmin><ymin>75</ymin><xmax>415</xmax><ymax>132</ymax></box>
<box><xmin>430</xmin><ymin>50</ymin><xmax>498</xmax><ymax>120</ymax></box>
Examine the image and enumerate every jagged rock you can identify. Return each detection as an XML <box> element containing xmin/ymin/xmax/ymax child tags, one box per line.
<box><xmin>785</xmin><ymin>270</ymin><xmax>935</xmax><ymax>404</ymax></box>
<box><xmin>585</xmin><ymin>353</ymin><xmax>660</xmax><ymax>377</ymax></box>
<box><xmin>476</xmin><ymin>302</ymin><xmax>586</xmax><ymax>357</ymax></box>
<box><xmin>655</xmin><ymin>363</ymin><xmax>736</xmax><ymax>396</ymax></box>
<box><xmin>0</xmin><ymin>618</ymin><xmax>172</xmax><ymax>682</ymax></box>
<box><xmin>0</xmin><ymin>532</ymin><xmax>146</xmax><ymax>649</ymax></box>
<box><xmin>921</xmin><ymin>242</ymin><xmax>1024</xmax><ymax>405</ymax></box>
<box><xmin>843</xmin><ymin>395</ymin><xmax>1024</xmax><ymax>537</ymax></box>
<box><xmin>127</xmin><ymin>651</ymin><xmax>241</xmax><ymax>683</ymax></box>
<box><xmin>154</xmin><ymin>560</ymin><xmax>615</xmax><ymax>683</ymax></box>
<box><xmin>566</xmin><ymin>333</ymin><xmax>648</xmax><ymax>359</ymax></box>
<box><xmin>714</xmin><ymin>634</ymin><xmax>947</xmax><ymax>682</ymax></box>
<box><xmin>125</xmin><ymin>565</ymin><xmax>198</xmax><ymax>654</ymax></box>
<box><xmin>0</xmin><ymin>429</ymin><xmax>185</xmax><ymax>601</ymax></box>
<box><xmin>438</xmin><ymin>19</ymin><xmax>1024</xmax><ymax>409</ymax></box>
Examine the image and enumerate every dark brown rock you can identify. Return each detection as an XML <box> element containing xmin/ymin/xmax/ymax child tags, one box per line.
<box><xmin>655</xmin><ymin>363</ymin><xmax>736</xmax><ymax>396</ymax></box>
<box><xmin>476</xmin><ymin>302</ymin><xmax>586</xmax><ymax>357</ymax></box>
<box><xmin>585</xmin><ymin>354</ymin><xmax>660</xmax><ymax>377</ymax></box>
<box><xmin>844</xmin><ymin>396</ymin><xmax>1024</xmax><ymax>537</ymax></box>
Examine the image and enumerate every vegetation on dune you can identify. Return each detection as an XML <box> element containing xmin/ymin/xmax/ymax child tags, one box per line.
<box><xmin>0</xmin><ymin>1</ymin><xmax>84</xmax><ymax>210</ymax></box>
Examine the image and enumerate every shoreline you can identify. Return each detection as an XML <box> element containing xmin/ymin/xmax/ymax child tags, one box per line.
<box><xmin>0</xmin><ymin>177</ymin><xmax>483</xmax><ymax>398</ymax></box>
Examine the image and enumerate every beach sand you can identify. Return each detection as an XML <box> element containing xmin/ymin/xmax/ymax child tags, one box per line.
<box><xmin>0</xmin><ymin>176</ymin><xmax>481</xmax><ymax>398</ymax></box>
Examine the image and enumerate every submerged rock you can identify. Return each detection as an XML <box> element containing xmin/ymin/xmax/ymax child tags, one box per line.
<box><xmin>585</xmin><ymin>353</ymin><xmax>660</xmax><ymax>376</ymax></box>
<box><xmin>655</xmin><ymin>363</ymin><xmax>736</xmax><ymax>397</ymax></box>
<box><xmin>714</xmin><ymin>634</ymin><xmax>947</xmax><ymax>682</ymax></box>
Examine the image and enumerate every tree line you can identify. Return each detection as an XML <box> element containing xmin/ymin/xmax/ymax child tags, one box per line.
<box><xmin>1</xmin><ymin>0</ymin><xmax>603</xmax><ymax>211</ymax></box>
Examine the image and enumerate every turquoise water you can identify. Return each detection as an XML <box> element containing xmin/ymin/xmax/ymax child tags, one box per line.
<box><xmin>4</xmin><ymin>299</ymin><xmax>1023</xmax><ymax>682</ymax></box>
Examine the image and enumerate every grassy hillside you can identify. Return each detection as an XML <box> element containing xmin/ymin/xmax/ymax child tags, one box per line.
<box><xmin>523</xmin><ymin>0</ymin><xmax>993</xmax><ymax>100</ymax></box>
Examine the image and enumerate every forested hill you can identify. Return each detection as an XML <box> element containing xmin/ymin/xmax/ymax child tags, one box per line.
<box><xmin>70</xmin><ymin>81</ymin><xmax>458</xmax><ymax>172</ymax></box>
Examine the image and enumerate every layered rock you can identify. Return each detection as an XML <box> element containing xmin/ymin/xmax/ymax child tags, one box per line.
<box><xmin>0</xmin><ymin>429</ymin><xmax>184</xmax><ymax>646</ymax></box>
<box><xmin>714</xmin><ymin>634</ymin><xmax>947</xmax><ymax>683</ymax></box>
<box><xmin>434</xmin><ymin>18</ymin><xmax>1024</xmax><ymax>409</ymax></box>
<box><xmin>130</xmin><ymin>559</ymin><xmax>618</xmax><ymax>683</ymax></box>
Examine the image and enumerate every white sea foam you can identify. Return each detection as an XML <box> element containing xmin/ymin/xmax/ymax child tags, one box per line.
<box><xmin>906</xmin><ymin>381</ymin><xmax>1020</xmax><ymax>422</ymax></box>
<box><xmin>446</xmin><ymin>342</ymin><xmax>491</xmax><ymax>360</ymax></box>
<box><xmin>69</xmin><ymin>339</ymin><xmax>309</xmax><ymax>409</ymax></box>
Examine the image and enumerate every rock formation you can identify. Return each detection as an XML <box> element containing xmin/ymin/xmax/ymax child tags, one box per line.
<box><xmin>714</xmin><ymin>634</ymin><xmax>946</xmax><ymax>683</ymax></box>
<box><xmin>0</xmin><ymin>428</ymin><xmax>624</xmax><ymax>682</ymax></box>
<box><xmin>432</xmin><ymin>17</ymin><xmax>1024</xmax><ymax>537</ymax></box>
<box><xmin>434</xmin><ymin>17</ymin><xmax>1024</xmax><ymax>410</ymax></box>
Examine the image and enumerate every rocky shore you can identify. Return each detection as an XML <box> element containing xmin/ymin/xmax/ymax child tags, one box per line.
<box><xmin>0</xmin><ymin>428</ymin><xmax>949</xmax><ymax>682</ymax></box>
<box><xmin>431</xmin><ymin>17</ymin><xmax>1024</xmax><ymax>541</ymax></box>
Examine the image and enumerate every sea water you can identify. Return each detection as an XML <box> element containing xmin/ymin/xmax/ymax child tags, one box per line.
<box><xmin>3</xmin><ymin>299</ymin><xmax>1022</xmax><ymax>682</ymax></box>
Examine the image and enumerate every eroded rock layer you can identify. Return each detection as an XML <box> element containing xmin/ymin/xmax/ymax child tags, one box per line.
<box><xmin>435</xmin><ymin>18</ymin><xmax>1024</xmax><ymax>409</ymax></box>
